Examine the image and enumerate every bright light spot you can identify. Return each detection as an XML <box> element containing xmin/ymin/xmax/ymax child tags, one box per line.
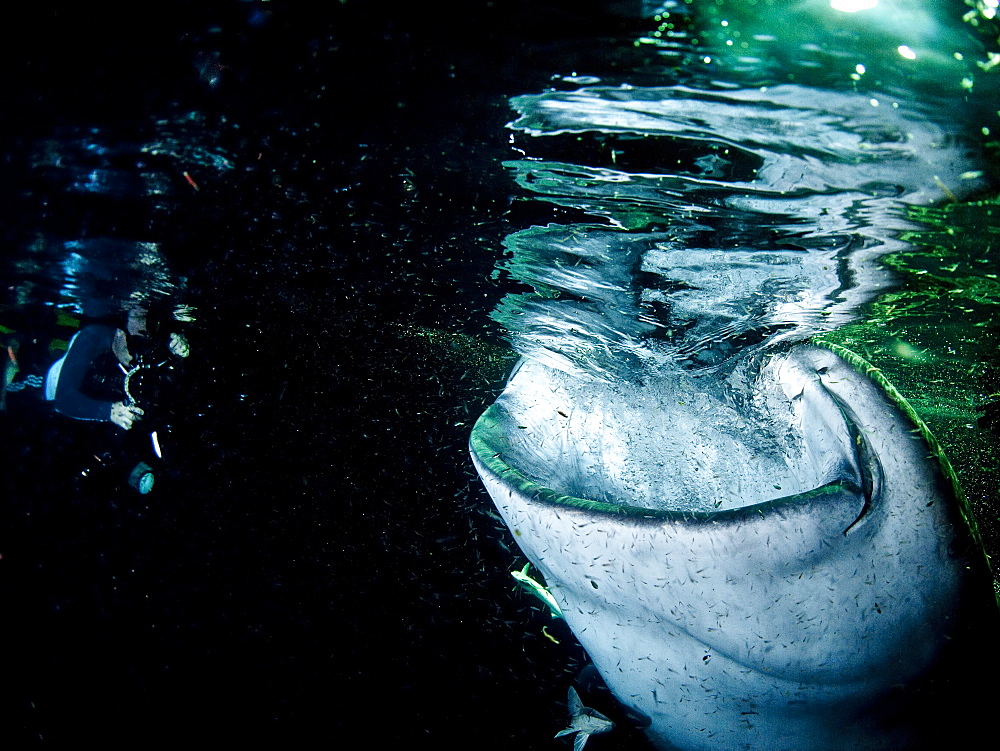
<box><xmin>830</xmin><ymin>0</ymin><xmax>878</xmax><ymax>12</ymax></box>
<box><xmin>978</xmin><ymin>52</ymin><xmax>1000</xmax><ymax>72</ymax></box>
<box><xmin>855</xmin><ymin>63</ymin><xmax>866</xmax><ymax>74</ymax></box>
<box><xmin>892</xmin><ymin>340</ymin><xmax>928</xmax><ymax>363</ymax></box>
<box><xmin>870</xmin><ymin>98</ymin><xmax>880</xmax><ymax>107</ymax></box>
<box><xmin>897</xmin><ymin>45</ymin><xmax>916</xmax><ymax>60</ymax></box>
<box><xmin>703</xmin><ymin>56</ymin><xmax>712</xmax><ymax>64</ymax></box>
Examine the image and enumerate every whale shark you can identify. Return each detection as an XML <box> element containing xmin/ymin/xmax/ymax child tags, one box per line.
<box><xmin>472</xmin><ymin>343</ymin><xmax>997</xmax><ymax>749</ymax></box>
<box><xmin>472</xmin><ymin>1</ymin><xmax>1000</xmax><ymax>749</ymax></box>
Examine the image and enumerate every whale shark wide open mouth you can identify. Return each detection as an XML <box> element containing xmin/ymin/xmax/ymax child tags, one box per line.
<box><xmin>470</xmin><ymin>345</ymin><xmax>879</xmax><ymax>532</ymax></box>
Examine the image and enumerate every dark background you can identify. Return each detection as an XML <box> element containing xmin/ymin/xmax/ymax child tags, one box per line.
<box><xmin>0</xmin><ymin>1</ymin><xmax>659</xmax><ymax>747</ymax></box>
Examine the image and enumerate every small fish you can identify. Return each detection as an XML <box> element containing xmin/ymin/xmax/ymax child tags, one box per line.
<box><xmin>555</xmin><ymin>686</ymin><xmax>614</xmax><ymax>751</ymax></box>
<box><xmin>510</xmin><ymin>563</ymin><xmax>563</xmax><ymax>619</ymax></box>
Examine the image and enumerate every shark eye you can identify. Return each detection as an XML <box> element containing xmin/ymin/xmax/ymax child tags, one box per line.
<box><xmin>816</xmin><ymin>366</ymin><xmax>831</xmax><ymax>375</ymax></box>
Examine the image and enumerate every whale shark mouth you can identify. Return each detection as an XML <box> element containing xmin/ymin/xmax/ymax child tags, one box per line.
<box><xmin>470</xmin><ymin>346</ymin><xmax>880</xmax><ymax>532</ymax></box>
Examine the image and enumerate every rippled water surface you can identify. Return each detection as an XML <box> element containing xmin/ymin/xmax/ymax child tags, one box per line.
<box><xmin>1</xmin><ymin>2</ymin><xmax>998</xmax><ymax>748</ymax></box>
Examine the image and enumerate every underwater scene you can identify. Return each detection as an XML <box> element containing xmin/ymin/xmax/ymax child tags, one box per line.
<box><xmin>2</xmin><ymin>1</ymin><xmax>999</xmax><ymax>748</ymax></box>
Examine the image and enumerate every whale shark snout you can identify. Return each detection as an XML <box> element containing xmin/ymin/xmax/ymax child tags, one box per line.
<box><xmin>471</xmin><ymin>344</ymin><xmax>995</xmax><ymax>750</ymax></box>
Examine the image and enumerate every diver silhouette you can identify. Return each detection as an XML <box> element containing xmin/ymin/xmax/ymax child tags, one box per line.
<box><xmin>46</xmin><ymin>306</ymin><xmax>190</xmax><ymax>430</ymax></box>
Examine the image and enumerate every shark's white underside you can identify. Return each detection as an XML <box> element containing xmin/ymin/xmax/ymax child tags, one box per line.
<box><xmin>472</xmin><ymin>345</ymin><xmax>991</xmax><ymax>750</ymax></box>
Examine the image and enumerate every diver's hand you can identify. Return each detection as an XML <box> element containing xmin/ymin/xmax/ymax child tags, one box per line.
<box><xmin>168</xmin><ymin>332</ymin><xmax>190</xmax><ymax>358</ymax></box>
<box><xmin>111</xmin><ymin>401</ymin><xmax>144</xmax><ymax>430</ymax></box>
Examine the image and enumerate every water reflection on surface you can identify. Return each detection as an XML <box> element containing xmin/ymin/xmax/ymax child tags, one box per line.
<box><xmin>497</xmin><ymin>12</ymin><xmax>997</xmax><ymax>381</ymax></box>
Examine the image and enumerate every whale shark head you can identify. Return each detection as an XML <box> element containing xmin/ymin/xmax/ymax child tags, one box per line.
<box><xmin>476</xmin><ymin>2</ymin><xmax>1000</xmax><ymax>747</ymax></box>
<box><xmin>471</xmin><ymin>343</ymin><xmax>995</xmax><ymax>750</ymax></box>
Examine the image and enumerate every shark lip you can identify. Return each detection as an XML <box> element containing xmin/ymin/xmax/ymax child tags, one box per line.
<box><xmin>470</xmin><ymin>405</ymin><xmax>877</xmax><ymax>530</ymax></box>
<box><xmin>803</xmin><ymin>357</ymin><xmax>885</xmax><ymax>534</ymax></box>
<box><xmin>833</xmin><ymin>400</ymin><xmax>880</xmax><ymax>533</ymax></box>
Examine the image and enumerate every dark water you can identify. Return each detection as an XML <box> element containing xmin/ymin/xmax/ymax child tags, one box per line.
<box><xmin>0</xmin><ymin>2</ymin><xmax>650</xmax><ymax>747</ymax></box>
<box><xmin>1</xmin><ymin>2</ymin><xmax>998</xmax><ymax>749</ymax></box>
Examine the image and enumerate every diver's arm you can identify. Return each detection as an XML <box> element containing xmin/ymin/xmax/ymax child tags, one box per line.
<box><xmin>51</xmin><ymin>325</ymin><xmax>117</xmax><ymax>422</ymax></box>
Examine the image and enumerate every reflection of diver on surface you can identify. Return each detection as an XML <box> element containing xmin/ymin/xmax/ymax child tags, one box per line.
<box><xmin>45</xmin><ymin>305</ymin><xmax>193</xmax><ymax>492</ymax></box>
<box><xmin>1</xmin><ymin>303</ymin><xmax>69</xmax><ymax>411</ymax></box>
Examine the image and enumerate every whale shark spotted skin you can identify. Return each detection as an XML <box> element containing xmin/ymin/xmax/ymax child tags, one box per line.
<box><xmin>471</xmin><ymin>345</ymin><xmax>996</xmax><ymax>750</ymax></box>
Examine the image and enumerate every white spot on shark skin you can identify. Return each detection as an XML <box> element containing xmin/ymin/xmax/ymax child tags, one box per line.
<box><xmin>554</xmin><ymin>686</ymin><xmax>614</xmax><ymax>751</ymax></box>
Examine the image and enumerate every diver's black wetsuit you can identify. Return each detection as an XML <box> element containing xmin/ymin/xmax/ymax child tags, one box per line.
<box><xmin>50</xmin><ymin>324</ymin><xmax>126</xmax><ymax>422</ymax></box>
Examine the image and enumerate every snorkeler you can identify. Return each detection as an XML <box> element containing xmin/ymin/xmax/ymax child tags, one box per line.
<box><xmin>46</xmin><ymin>306</ymin><xmax>191</xmax><ymax>430</ymax></box>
